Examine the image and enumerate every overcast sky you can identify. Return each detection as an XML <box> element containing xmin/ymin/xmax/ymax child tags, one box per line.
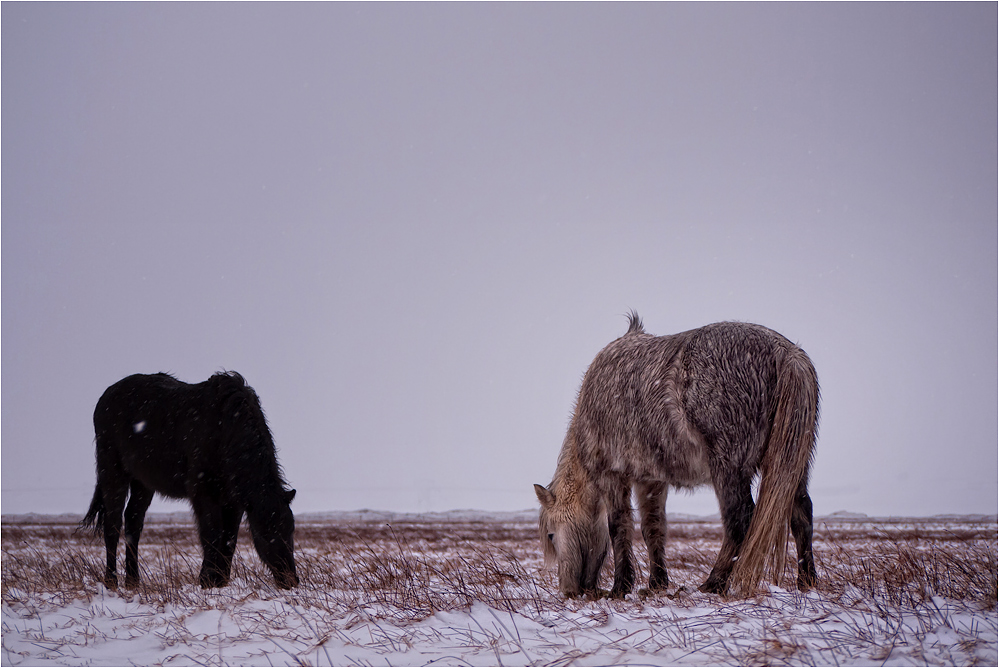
<box><xmin>3</xmin><ymin>3</ymin><xmax>996</xmax><ymax>518</ymax></box>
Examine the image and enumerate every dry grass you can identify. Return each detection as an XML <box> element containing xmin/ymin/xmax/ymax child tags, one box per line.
<box><xmin>3</xmin><ymin>514</ymin><xmax>996</xmax><ymax>614</ymax></box>
<box><xmin>2</xmin><ymin>512</ymin><xmax>996</xmax><ymax>665</ymax></box>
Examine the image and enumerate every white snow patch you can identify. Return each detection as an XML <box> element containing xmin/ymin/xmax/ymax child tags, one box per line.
<box><xmin>4</xmin><ymin>589</ymin><xmax>996</xmax><ymax>666</ymax></box>
<box><xmin>2</xmin><ymin>513</ymin><xmax>995</xmax><ymax>666</ymax></box>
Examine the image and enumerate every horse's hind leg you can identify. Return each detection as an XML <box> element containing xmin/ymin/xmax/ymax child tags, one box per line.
<box><xmin>701</xmin><ymin>467</ymin><xmax>754</xmax><ymax>595</ymax></box>
<box><xmin>95</xmin><ymin>453</ymin><xmax>129</xmax><ymax>589</ymax></box>
<box><xmin>790</xmin><ymin>477</ymin><xmax>817</xmax><ymax>590</ymax></box>
<box><xmin>123</xmin><ymin>481</ymin><xmax>154</xmax><ymax>587</ymax></box>
<box><xmin>636</xmin><ymin>480</ymin><xmax>669</xmax><ymax>592</ymax></box>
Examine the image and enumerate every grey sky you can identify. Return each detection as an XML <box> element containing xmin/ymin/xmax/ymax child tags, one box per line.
<box><xmin>3</xmin><ymin>3</ymin><xmax>996</xmax><ymax>517</ymax></box>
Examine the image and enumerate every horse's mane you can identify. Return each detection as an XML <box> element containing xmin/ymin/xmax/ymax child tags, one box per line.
<box><xmin>626</xmin><ymin>310</ymin><xmax>644</xmax><ymax>335</ymax></box>
<box><xmin>209</xmin><ymin>371</ymin><xmax>292</xmax><ymax>491</ymax></box>
<box><xmin>211</xmin><ymin>369</ymin><xmax>248</xmax><ymax>387</ymax></box>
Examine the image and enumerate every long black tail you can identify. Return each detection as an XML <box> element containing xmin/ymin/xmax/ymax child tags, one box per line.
<box><xmin>80</xmin><ymin>485</ymin><xmax>105</xmax><ymax>535</ymax></box>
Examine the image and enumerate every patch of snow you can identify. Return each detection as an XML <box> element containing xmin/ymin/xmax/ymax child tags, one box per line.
<box><xmin>6</xmin><ymin>588</ymin><xmax>994</xmax><ymax>666</ymax></box>
<box><xmin>2</xmin><ymin>513</ymin><xmax>995</xmax><ymax>666</ymax></box>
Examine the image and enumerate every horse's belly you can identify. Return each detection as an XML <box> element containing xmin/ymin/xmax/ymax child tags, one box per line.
<box><xmin>654</xmin><ymin>420</ymin><xmax>712</xmax><ymax>489</ymax></box>
<box><xmin>603</xmin><ymin>433</ymin><xmax>711</xmax><ymax>489</ymax></box>
<box><xmin>119</xmin><ymin>438</ymin><xmax>188</xmax><ymax>498</ymax></box>
<box><xmin>664</xmin><ymin>448</ymin><xmax>712</xmax><ymax>489</ymax></box>
<box><xmin>137</xmin><ymin>471</ymin><xmax>187</xmax><ymax>498</ymax></box>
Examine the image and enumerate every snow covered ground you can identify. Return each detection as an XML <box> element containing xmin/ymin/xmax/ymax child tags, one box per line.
<box><xmin>3</xmin><ymin>512</ymin><xmax>996</xmax><ymax>666</ymax></box>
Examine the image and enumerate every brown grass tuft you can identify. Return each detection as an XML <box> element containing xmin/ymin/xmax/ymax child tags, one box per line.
<box><xmin>2</xmin><ymin>512</ymin><xmax>996</xmax><ymax>665</ymax></box>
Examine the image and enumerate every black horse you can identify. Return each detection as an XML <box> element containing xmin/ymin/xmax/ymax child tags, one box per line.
<box><xmin>81</xmin><ymin>371</ymin><xmax>299</xmax><ymax>589</ymax></box>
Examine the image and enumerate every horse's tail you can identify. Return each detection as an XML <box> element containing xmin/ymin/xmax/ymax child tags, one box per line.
<box><xmin>729</xmin><ymin>344</ymin><xmax>819</xmax><ymax>595</ymax></box>
<box><xmin>80</xmin><ymin>484</ymin><xmax>105</xmax><ymax>536</ymax></box>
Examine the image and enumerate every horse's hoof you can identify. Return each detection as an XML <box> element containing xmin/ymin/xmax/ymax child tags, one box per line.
<box><xmin>698</xmin><ymin>579</ymin><xmax>727</xmax><ymax>595</ymax></box>
<box><xmin>637</xmin><ymin>585</ymin><xmax>669</xmax><ymax>599</ymax></box>
<box><xmin>124</xmin><ymin>575</ymin><xmax>141</xmax><ymax>588</ymax></box>
<box><xmin>103</xmin><ymin>575</ymin><xmax>119</xmax><ymax>590</ymax></box>
<box><xmin>199</xmin><ymin>573</ymin><xmax>229</xmax><ymax>589</ymax></box>
<box><xmin>274</xmin><ymin>571</ymin><xmax>299</xmax><ymax>590</ymax></box>
<box><xmin>643</xmin><ymin>575</ymin><xmax>670</xmax><ymax>595</ymax></box>
<box><xmin>579</xmin><ymin>588</ymin><xmax>609</xmax><ymax>601</ymax></box>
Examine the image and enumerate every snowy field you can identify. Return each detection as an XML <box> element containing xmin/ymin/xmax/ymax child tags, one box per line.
<box><xmin>2</xmin><ymin>511</ymin><xmax>996</xmax><ymax>666</ymax></box>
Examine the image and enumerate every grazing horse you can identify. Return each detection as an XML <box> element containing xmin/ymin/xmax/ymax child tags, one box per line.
<box><xmin>81</xmin><ymin>371</ymin><xmax>299</xmax><ymax>589</ymax></box>
<box><xmin>535</xmin><ymin>313</ymin><xmax>819</xmax><ymax>598</ymax></box>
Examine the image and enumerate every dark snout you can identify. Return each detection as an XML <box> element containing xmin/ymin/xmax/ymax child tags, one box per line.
<box><xmin>558</xmin><ymin>559</ymin><xmax>601</xmax><ymax>598</ymax></box>
<box><xmin>265</xmin><ymin>543</ymin><xmax>298</xmax><ymax>589</ymax></box>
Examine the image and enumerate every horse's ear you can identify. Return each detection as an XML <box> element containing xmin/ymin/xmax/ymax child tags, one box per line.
<box><xmin>284</xmin><ymin>488</ymin><xmax>296</xmax><ymax>504</ymax></box>
<box><xmin>534</xmin><ymin>483</ymin><xmax>555</xmax><ymax>508</ymax></box>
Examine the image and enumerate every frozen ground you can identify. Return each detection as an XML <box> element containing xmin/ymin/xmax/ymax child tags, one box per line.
<box><xmin>3</xmin><ymin>511</ymin><xmax>996</xmax><ymax>666</ymax></box>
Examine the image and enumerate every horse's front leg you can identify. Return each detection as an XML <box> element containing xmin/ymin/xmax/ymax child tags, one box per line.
<box><xmin>123</xmin><ymin>481</ymin><xmax>154</xmax><ymax>587</ymax></box>
<box><xmin>636</xmin><ymin>480</ymin><xmax>669</xmax><ymax>592</ymax></box>
<box><xmin>605</xmin><ymin>474</ymin><xmax>635</xmax><ymax>598</ymax></box>
<box><xmin>217</xmin><ymin>506</ymin><xmax>243</xmax><ymax>584</ymax></box>
<box><xmin>192</xmin><ymin>497</ymin><xmax>229</xmax><ymax>588</ymax></box>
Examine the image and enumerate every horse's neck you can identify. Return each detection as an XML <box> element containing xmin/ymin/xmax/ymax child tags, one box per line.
<box><xmin>553</xmin><ymin>432</ymin><xmax>596</xmax><ymax>505</ymax></box>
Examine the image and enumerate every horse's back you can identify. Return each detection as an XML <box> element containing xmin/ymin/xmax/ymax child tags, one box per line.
<box><xmin>575</xmin><ymin>327</ymin><xmax>699</xmax><ymax>483</ymax></box>
<box><xmin>93</xmin><ymin>373</ymin><xmax>197</xmax><ymax>498</ymax></box>
<box><xmin>682</xmin><ymin>322</ymin><xmax>788</xmax><ymax>409</ymax></box>
<box><xmin>575</xmin><ymin>321</ymin><xmax>811</xmax><ymax>482</ymax></box>
<box><xmin>681</xmin><ymin>322</ymin><xmax>810</xmax><ymax>436</ymax></box>
<box><xmin>95</xmin><ymin>373</ymin><xmax>189</xmax><ymax>432</ymax></box>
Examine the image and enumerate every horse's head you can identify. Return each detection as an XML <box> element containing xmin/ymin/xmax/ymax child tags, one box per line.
<box><xmin>249</xmin><ymin>487</ymin><xmax>299</xmax><ymax>589</ymax></box>
<box><xmin>534</xmin><ymin>482</ymin><xmax>609</xmax><ymax>598</ymax></box>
